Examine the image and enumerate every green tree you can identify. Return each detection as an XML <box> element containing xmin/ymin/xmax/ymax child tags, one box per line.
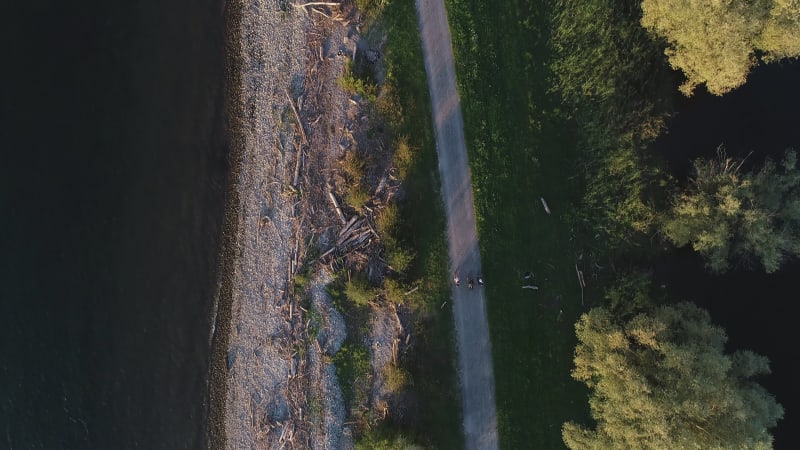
<box><xmin>641</xmin><ymin>0</ymin><xmax>800</xmax><ymax>96</ymax></box>
<box><xmin>663</xmin><ymin>149</ymin><xmax>800</xmax><ymax>273</ymax></box>
<box><xmin>563</xmin><ymin>303</ymin><xmax>783</xmax><ymax>450</ymax></box>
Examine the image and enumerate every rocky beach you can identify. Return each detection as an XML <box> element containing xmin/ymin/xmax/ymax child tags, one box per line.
<box><xmin>210</xmin><ymin>1</ymin><xmax>369</xmax><ymax>447</ymax></box>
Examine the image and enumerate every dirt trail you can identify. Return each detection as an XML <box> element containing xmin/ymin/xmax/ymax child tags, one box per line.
<box><xmin>415</xmin><ymin>0</ymin><xmax>499</xmax><ymax>448</ymax></box>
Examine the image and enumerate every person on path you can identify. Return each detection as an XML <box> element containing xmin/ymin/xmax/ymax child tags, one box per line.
<box><xmin>453</xmin><ymin>272</ymin><xmax>460</xmax><ymax>287</ymax></box>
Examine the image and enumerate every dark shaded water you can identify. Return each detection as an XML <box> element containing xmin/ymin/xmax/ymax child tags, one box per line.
<box><xmin>1</xmin><ymin>1</ymin><xmax>229</xmax><ymax>448</ymax></box>
<box><xmin>655</xmin><ymin>61</ymin><xmax>800</xmax><ymax>449</ymax></box>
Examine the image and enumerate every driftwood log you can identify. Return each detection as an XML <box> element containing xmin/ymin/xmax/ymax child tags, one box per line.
<box><xmin>540</xmin><ymin>197</ymin><xmax>551</xmax><ymax>215</ymax></box>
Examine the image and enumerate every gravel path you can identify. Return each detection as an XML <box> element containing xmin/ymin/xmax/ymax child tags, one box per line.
<box><xmin>415</xmin><ymin>0</ymin><xmax>499</xmax><ymax>448</ymax></box>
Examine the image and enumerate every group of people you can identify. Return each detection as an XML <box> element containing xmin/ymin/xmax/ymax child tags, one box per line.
<box><xmin>452</xmin><ymin>271</ymin><xmax>483</xmax><ymax>289</ymax></box>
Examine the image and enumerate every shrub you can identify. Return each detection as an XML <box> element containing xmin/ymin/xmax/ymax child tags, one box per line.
<box><xmin>341</xmin><ymin>149</ymin><xmax>366</xmax><ymax>184</ymax></box>
<box><xmin>376</xmin><ymin>83</ymin><xmax>404</xmax><ymax>130</ymax></box>
<box><xmin>355</xmin><ymin>0</ymin><xmax>383</xmax><ymax>22</ymax></box>
<box><xmin>356</xmin><ymin>426</ymin><xmax>425</xmax><ymax>450</ymax></box>
<box><xmin>383</xmin><ymin>363</ymin><xmax>410</xmax><ymax>392</ymax></box>
<box><xmin>392</xmin><ymin>135</ymin><xmax>416</xmax><ymax>180</ymax></box>
<box><xmin>339</xmin><ymin>61</ymin><xmax>378</xmax><ymax>103</ymax></box>
<box><xmin>346</xmin><ymin>186</ymin><xmax>371</xmax><ymax>212</ymax></box>
<box><xmin>387</xmin><ymin>246</ymin><xmax>415</xmax><ymax>274</ymax></box>
<box><xmin>346</xmin><ymin>276</ymin><xmax>377</xmax><ymax>307</ymax></box>
<box><xmin>333</xmin><ymin>343</ymin><xmax>372</xmax><ymax>410</ymax></box>
<box><xmin>384</xmin><ymin>278</ymin><xmax>406</xmax><ymax>305</ymax></box>
<box><xmin>376</xmin><ymin>204</ymin><xmax>399</xmax><ymax>236</ymax></box>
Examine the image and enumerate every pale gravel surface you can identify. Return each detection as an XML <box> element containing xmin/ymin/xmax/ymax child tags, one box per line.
<box><xmin>223</xmin><ymin>1</ymin><xmax>305</xmax><ymax>445</ymax></box>
<box><xmin>367</xmin><ymin>303</ymin><xmax>404</xmax><ymax>412</ymax></box>
<box><xmin>223</xmin><ymin>1</ymin><xmax>353</xmax><ymax>449</ymax></box>
<box><xmin>307</xmin><ymin>270</ymin><xmax>353</xmax><ymax>450</ymax></box>
<box><xmin>416</xmin><ymin>0</ymin><xmax>500</xmax><ymax>448</ymax></box>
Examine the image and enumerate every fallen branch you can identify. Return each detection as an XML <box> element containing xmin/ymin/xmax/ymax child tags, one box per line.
<box><xmin>575</xmin><ymin>264</ymin><xmax>586</xmax><ymax>288</ymax></box>
<box><xmin>318</xmin><ymin>245</ymin><xmax>336</xmax><ymax>260</ymax></box>
<box><xmin>310</xmin><ymin>7</ymin><xmax>332</xmax><ymax>18</ymax></box>
<box><xmin>575</xmin><ymin>264</ymin><xmax>586</xmax><ymax>305</ymax></box>
<box><xmin>291</xmin><ymin>1</ymin><xmax>340</xmax><ymax>7</ymax></box>
<box><xmin>403</xmin><ymin>286</ymin><xmax>420</xmax><ymax>296</ymax></box>
<box><xmin>391</xmin><ymin>338</ymin><xmax>399</xmax><ymax>365</ymax></box>
<box><xmin>337</xmin><ymin>216</ymin><xmax>359</xmax><ymax>240</ymax></box>
<box><xmin>339</xmin><ymin>230</ymin><xmax>371</xmax><ymax>250</ymax></box>
<box><xmin>540</xmin><ymin>197</ymin><xmax>552</xmax><ymax>215</ymax></box>
<box><xmin>391</xmin><ymin>303</ymin><xmax>404</xmax><ymax>336</ymax></box>
<box><xmin>522</xmin><ymin>285</ymin><xmax>539</xmax><ymax>290</ymax></box>
<box><xmin>326</xmin><ymin>184</ymin><xmax>347</xmax><ymax>225</ymax></box>
<box><xmin>284</xmin><ymin>89</ymin><xmax>308</xmax><ymax>146</ymax></box>
<box><xmin>292</xmin><ymin>147</ymin><xmax>303</xmax><ymax>187</ymax></box>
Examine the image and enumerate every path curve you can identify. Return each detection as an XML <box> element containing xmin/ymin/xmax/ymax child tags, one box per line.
<box><xmin>415</xmin><ymin>1</ymin><xmax>499</xmax><ymax>448</ymax></box>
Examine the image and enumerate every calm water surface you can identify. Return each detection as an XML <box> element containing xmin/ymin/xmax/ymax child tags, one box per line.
<box><xmin>656</xmin><ymin>61</ymin><xmax>800</xmax><ymax>449</ymax></box>
<box><xmin>1</xmin><ymin>1</ymin><xmax>229</xmax><ymax>448</ymax></box>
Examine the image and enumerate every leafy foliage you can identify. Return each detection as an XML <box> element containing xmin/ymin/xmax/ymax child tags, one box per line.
<box><xmin>551</xmin><ymin>0</ymin><xmax>670</xmax><ymax>253</ymax></box>
<box><xmin>340</xmin><ymin>148</ymin><xmax>371</xmax><ymax>212</ymax></box>
<box><xmin>641</xmin><ymin>0</ymin><xmax>800</xmax><ymax>96</ymax></box>
<box><xmin>338</xmin><ymin>0</ymin><xmax>463</xmax><ymax>446</ymax></box>
<box><xmin>376</xmin><ymin>203</ymin><xmax>399</xmax><ymax>237</ymax></box>
<box><xmin>333</xmin><ymin>343</ymin><xmax>372</xmax><ymax>413</ymax></box>
<box><xmin>603</xmin><ymin>270</ymin><xmax>659</xmax><ymax>317</ymax></box>
<box><xmin>383</xmin><ymin>362</ymin><xmax>410</xmax><ymax>392</ymax></box>
<box><xmin>345</xmin><ymin>276</ymin><xmax>377</xmax><ymax>307</ymax></box>
<box><xmin>387</xmin><ymin>246</ymin><xmax>415</xmax><ymax>274</ymax></box>
<box><xmin>355</xmin><ymin>0</ymin><xmax>384</xmax><ymax>22</ymax></box>
<box><xmin>663</xmin><ymin>149</ymin><xmax>800</xmax><ymax>273</ymax></box>
<box><xmin>564</xmin><ymin>303</ymin><xmax>784</xmax><ymax>450</ymax></box>
<box><xmin>356</xmin><ymin>426</ymin><xmax>426</xmax><ymax>450</ymax></box>
<box><xmin>391</xmin><ymin>135</ymin><xmax>416</xmax><ymax>180</ymax></box>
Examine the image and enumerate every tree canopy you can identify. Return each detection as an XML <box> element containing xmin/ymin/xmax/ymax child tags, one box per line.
<box><xmin>640</xmin><ymin>0</ymin><xmax>800</xmax><ymax>96</ymax></box>
<box><xmin>563</xmin><ymin>303</ymin><xmax>784</xmax><ymax>450</ymax></box>
<box><xmin>662</xmin><ymin>149</ymin><xmax>800</xmax><ymax>273</ymax></box>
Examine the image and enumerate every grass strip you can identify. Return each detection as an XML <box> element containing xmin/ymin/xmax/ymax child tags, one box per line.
<box><xmin>331</xmin><ymin>0</ymin><xmax>464</xmax><ymax>447</ymax></box>
<box><xmin>443</xmin><ymin>0</ymin><xmax>591</xmax><ymax>447</ymax></box>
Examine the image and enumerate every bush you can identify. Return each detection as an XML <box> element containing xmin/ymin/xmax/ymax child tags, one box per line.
<box><xmin>341</xmin><ymin>149</ymin><xmax>366</xmax><ymax>184</ymax></box>
<box><xmin>294</xmin><ymin>271</ymin><xmax>310</xmax><ymax>291</ymax></box>
<box><xmin>550</xmin><ymin>0</ymin><xmax>671</xmax><ymax>254</ymax></box>
<box><xmin>355</xmin><ymin>0</ymin><xmax>383</xmax><ymax>22</ymax></box>
<box><xmin>333</xmin><ymin>343</ymin><xmax>372</xmax><ymax>410</ymax></box>
<box><xmin>356</xmin><ymin>426</ymin><xmax>425</xmax><ymax>450</ymax></box>
<box><xmin>384</xmin><ymin>278</ymin><xmax>406</xmax><ymax>305</ymax></box>
<box><xmin>376</xmin><ymin>204</ymin><xmax>399</xmax><ymax>236</ymax></box>
<box><xmin>339</xmin><ymin>61</ymin><xmax>378</xmax><ymax>103</ymax></box>
<box><xmin>383</xmin><ymin>363</ymin><xmax>410</xmax><ymax>392</ymax></box>
<box><xmin>376</xmin><ymin>83</ymin><xmax>404</xmax><ymax>130</ymax></box>
<box><xmin>387</xmin><ymin>246</ymin><xmax>415</xmax><ymax>274</ymax></box>
<box><xmin>392</xmin><ymin>135</ymin><xmax>416</xmax><ymax>180</ymax></box>
<box><xmin>346</xmin><ymin>186</ymin><xmax>371</xmax><ymax>212</ymax></box>
<box><xmin>346</xmin><ymin>276</ymin><xmax>377</xmax><ymax>307</ymax></box>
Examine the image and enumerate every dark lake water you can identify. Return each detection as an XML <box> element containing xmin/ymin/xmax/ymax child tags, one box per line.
<box><xmin>1</xmin><ymin>1</ymin><xmax>229</xmax><ymax>448</ymax></box>
<box><xmin>655</xmin><ymin>61</ymin><xmax>800</xmax><ymax>449</ymax></box>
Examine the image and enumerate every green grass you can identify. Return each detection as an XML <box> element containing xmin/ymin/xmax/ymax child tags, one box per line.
<box><xmin>333</xmin><ymin>342</ymin><xmax>372</xmax><ymax>414</ymax></box>
<box><xmin>442</xmin><ymin>0</ymin><xmax>677</xmax><ymax>446</ymax></box>
<box><xmin>444</xmin><ymin>0</ymin><xmax>591</xmax><ymax>447</ymax></box>
<box><xmin>379</xmin><ymin>0</ymin><xmax>464</xmax><ymax>447</ymax></box>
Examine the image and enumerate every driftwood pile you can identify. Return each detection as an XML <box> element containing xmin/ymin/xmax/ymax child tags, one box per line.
<box><xmin>318</xmin><ymin>213</ymin><xmax>379</xmax><ymax>262</ymax></box>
